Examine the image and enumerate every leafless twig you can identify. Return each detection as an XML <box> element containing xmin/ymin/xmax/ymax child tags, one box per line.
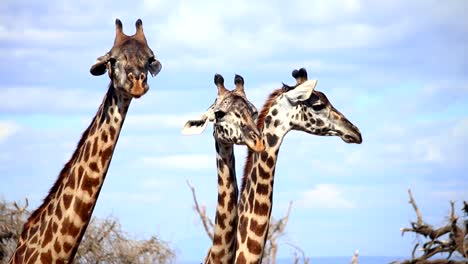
<box><xmin>186</xmin><ymin>179</ymin><xmax>214</xmax><ymax>241</ymax></box>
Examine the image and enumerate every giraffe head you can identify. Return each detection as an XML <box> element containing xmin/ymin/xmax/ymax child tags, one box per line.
<box><xmin>264</xmin><ymin>68</ymin><xmax>362</xmax><ymax>144</ymax></box>
<box><xmin>183</xmin><ymin>74</ymin><xmax>264</xmax><ymax>152</ymax></box>
<box><xmin>90</xmin><ymin>19</ymin><xmax>162</xmax><ymax>98</ymax></box>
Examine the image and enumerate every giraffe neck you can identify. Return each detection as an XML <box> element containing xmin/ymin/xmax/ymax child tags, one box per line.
<box><xmin>205</xmin><ymin>140</ymin><xmax>238</xmax><ymax>264</ymax></box>
<box><xmin>10</xmin><ymin>84</ymin><xmax>132</xmax><ymax>264</ymax></box>
<box><xmin>234</xmin><ymin>109</ymin><xmax>287</xmax><ymax>264</ymax></box>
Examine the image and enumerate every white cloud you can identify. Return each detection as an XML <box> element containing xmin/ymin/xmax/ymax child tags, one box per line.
<box><xmin>106</xmin><ymin>191</ymin><xmax>162</xmax><ymax>204</ymax></box>
<box><xmin>141</xmin><ymin>154</ymin><xmax>213</xmax><ymax>170</ymax></box>
<box><xmin>0</xmin><ymin>86</ymin><xmax>102</xmax><ymax>113</ymax></box>
<box><xmin>431</xmin><ymin>190</ymin><xmax>468</xmax><ymax>202</ymax></box>
<box><xmin>452</xmin><ymin>118</ymin><xmax>468</xmax><ymax>138</ymax></box>
<box><xmin>297</xmin><ymin>184</ymin><xmax>356</xmax><ymax>209</ymax></box>
<box><xmin>125</xmin><ymin>113</ymin><xmax>204</xmax><ymax>130</ymax></box>
<box><xmin>0</xmin><ymin>121</ymin><xmax>19</xmax><ymax>143</ymax></box>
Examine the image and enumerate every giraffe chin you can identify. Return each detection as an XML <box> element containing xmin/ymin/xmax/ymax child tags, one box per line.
<box><xmin>130</xmin><ymin>84</ymin><xmax>148</xmax><ymax>98</ymax></box>
<box><xmin>246</xmin><ymin>140</ymin><xmax>265</xmax><ymax>152</ymax></box>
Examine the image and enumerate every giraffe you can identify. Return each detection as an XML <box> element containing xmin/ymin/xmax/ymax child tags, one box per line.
<box><xmin>9</xmin><ymin>19</ymin><xmax>162</xmax><ymax>264</ymax></box>
<box><xmin>234</xmin><ymin>68</ymin><xmax>362</xmax><ymax>264</ymax></box>
<box><xmin>183</xmin><ymin>74</ymin><xmax>264</xmax><ymax>264</ymax></box>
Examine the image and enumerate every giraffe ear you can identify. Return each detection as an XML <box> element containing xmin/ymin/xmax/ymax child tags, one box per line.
<box><xmin>181</xmin><ymin>108</ymin><xmax>215</xmax><ymax>135</ymax></box>
<box><xmin>285</xmin><ymin>79</ymin><xmax>318</xmax><ymax>104</ymax></box>
<box><xmin>182</xmin><ymin>118</ymin><xmax>210</xmax><ymax>135</ymax></box>
<box><xmin>90</xmin><ymin>53</ymin><xmax>111</xmax><ymax>76</ymax></box>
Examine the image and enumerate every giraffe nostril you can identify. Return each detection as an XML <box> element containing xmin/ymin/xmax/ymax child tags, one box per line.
<box><xmin>140</xmin><ymin>73</ymin><xmax>146</xmax><ymax>80</ymax></box>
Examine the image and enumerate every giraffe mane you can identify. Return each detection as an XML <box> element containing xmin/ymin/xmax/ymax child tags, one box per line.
<box><xmin>240</xmin><ymin>86</ymin><xmax>289</xmax><ymax>194</ymax></box>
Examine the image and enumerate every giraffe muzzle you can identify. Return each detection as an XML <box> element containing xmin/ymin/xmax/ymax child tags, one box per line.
<box><xmin>128</xmin><ymin>72</ymin><xmax>148</xmax><ymax>98</ymax></box>
<box><xmin>245</xmin><ymin>131</ymin><xmax>265</xmax><ymax>152</ymax></box>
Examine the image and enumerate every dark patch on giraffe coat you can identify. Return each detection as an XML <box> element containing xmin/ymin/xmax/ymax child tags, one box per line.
<box><xmin>273</xmin><ymin>119</ymin><xmax>281</xmax><ymax>127</ymax></box>
<box><xmin>54</xmin><ymin>238</ymin><xmax>61</xmax><ymax>253</ymax></box>
<box><xmin>266</xmin><ymin>133</ymin><xmax>278</xmax><ymax>147</ymax></box>
<box><xmin>260</xmin><ymin>152</ymin><xmax>268</xmax><ymax>162</ymax></box>
<box><xmin>15</xmin><ymin>244</ymin><xmax>26</xmax><ymax>259</ymax></box>
<box><xmin>47</xmin><ymin>203</ymin><xmax>53</xmax><ymax>215</ymax></box>
<box><xmin>61</xmin><ymin>217</ymin><xmax>80</xmax><ymax>238</ymax></box>
<box><xmin>251</xmin><ymin>167</ymin><xmax>258</xmax><ymax>184</ymax></box>
<box><xmin>218</xmin><ymin>159</ymin><xmax>225</xmax><ymax>174</ymax></box>
<box><xmin>40</xmin><ymin>250</ymin><xmax>52</xmax><ymax>263</ymax></box>
<box><xmin>247</xmin><ymin>237</ymin><xmax>262</xmax><ymax>255</ymax></box>
<box><xmin>257</xmin><ymin>183</ymin><xmax>269</xmax><ymax>195</ymax></box>
<box><xmin>25</xmin><ymin>248</ymin><xmax>35</xmax><ymax>260</ymax></box>
<box><xmin>100</xmin><ymin>146</ymin><xmax>113</xmax><ymax>167</ymax></box>
<box><xmin>271</xmin><ymin>108</ymin><xmax>278</xmax><ymax>116</ymax></box>
<box><xmin>101</xmin><ymin>130</ymin><xmax>108</xmax><ymax>143</ymax></box>
<box><xmin>258</xmin><ymin>165</ymin><xmax>269</xmax><ymax>180</ymax></box>
<box><xmin>30</xmin><ymin>234</ymin><xmax>38</xmax><ymax>245</ymax></box>
<box><xmin>316</xmin><ymin>118</ymin><xmax>324</xmax><ymax>127</ymax></box>
<box><xmin>264</xmin><ymin>116</ymin><xmax>272</xmax><ymax>128</ymax></box>
<box><xmin>56</xmin><ymin>203</ymin><xmax>62</xmax><ymax>219</ymax></box>
<box><xmin>68</xmin><ymin>170</ymin><xmax>76</xmax><ymax>189</ymax></box>
<box><xmin>91</xmin><ymin>137</ymin><xmax>98</xmax><ymax>157</ymax></box>
<box><xmin>109</xmin><ymin>126</ymin><xmax>116</xmax><ymax>140</ymax></box>
<box><xmin>227</xmin><ymin>190</ymin><xmax>236</xmax><ymax>212</ymax></box>
<box><xmin>83</xmin><ymin>142</ymin><xmax>91</xmax><ymax>162</ymax></box>
<box><xmin>42</xmin><ymin>222</ymin><xmax>53</xmax><ymax>246</ymax></box>
<box><xmin>239</xmin><ymin>215</ymin><xmax>248</xmax><ymax>243</ymax></box>
<box><xmin>63</xmin><ymin>194</ymin><xmax>72</xmax><ymax>209</ymax></box>
<box><xmin>254</xmin><ymin>200</ymin><xmax>269</xmax><ymax>216</ymax></box>
<box><xmin>73</xmin><ymin>197</ymin><xmax>92</xmax><ymax>222</ymax></box>
<box><xmin>30</xmin><ymin>252</ymin><xmax>39</xmax><ymax>263</ymax></box>
<box><xmin>89</xmin><ymin>162</ymin><xmax>99</xmax><ymax>172</ymax></box>
<box><xmin>266</xmin><ymin>156</ymin><xmax>274</xmax><ymax>168</ymax></box>
<box><xmin>82</xmin><ymin>174</ymin><xmax>100</xmax><ymax>196</ymax></box>
<box><xmin>225</xmin><ymin>228</ymin><xmax>235</xmax><ymax>246</ymax></box>
<box><xmin>213</xmin><ymin>234</ymin><xmax>222</xmax><ymax>245</ymax></box>
<box><xmin>249</xmin><ymin>218</ymin><xmax>268</xmax><ymax>236</ymax></box>
<box><xmin>219</xmin><ymin>191</ymin><xmax>226</xmax><ymax>208</ymax></box>
<box><xmin>216</xmin><ymin>211</ymin><xmax>226</xmax><ymax>230</ymax></box>
<box><xmin>236</xmin><ymin>252</ymin><xmax>247</xmax><ymax>264</ymax></box>
<box><xmin>248</xmin><ymin>191</ymin><xmax>254</xmax><ymax>213</ymax></box>
<box><xmin>218</xmin><ymin>174</ymin><xmax>224</xmax><ymax>186</ymax></box>
<box><xmin>63</xmin><ymin>241</ymin><xmax>73</xmax><ymax>253</ymax></box>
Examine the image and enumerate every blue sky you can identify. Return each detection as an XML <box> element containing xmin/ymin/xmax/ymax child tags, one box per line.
<box><xmin>1</xmin><ymin>0</ymin><xmax>467</xmax><ymax>262</ymax></box>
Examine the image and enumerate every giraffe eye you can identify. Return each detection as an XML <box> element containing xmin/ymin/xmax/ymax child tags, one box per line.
<box><xmin>312</xmin><ymin>104</ymin><xmax>326</xmax><ymax>111</ymax></box>
<box><xmin>214</xmin><ymin>110</ymin><xmax>226</xmax><ymax>120</ymax></box>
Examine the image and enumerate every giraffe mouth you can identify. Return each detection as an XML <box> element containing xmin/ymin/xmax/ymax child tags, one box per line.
<box><xmin>245</xmin><ymin>137</ymin><xmax>265</xmax><ymax>152</ymax></box>
<box><xmin>342</xmin><ymin>132</ymin><xmax>362</xmax><ymax>144</ymax></box>
<box><xmin>130</xmin><ymin>81</ymin><xmax>148</xmax><ymax>98</ymax></box>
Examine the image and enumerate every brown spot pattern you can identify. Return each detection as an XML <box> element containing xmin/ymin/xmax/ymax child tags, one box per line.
<box><xmin>247</xmin><ymin>237</ymin><xmax>262</xmax><ymax>255</ymax></box>
<box><xmin>257</xmin><ymin>183</ymin><xmax>269</xmax><ymax>195</ymax></box>
<box><xmin>236</xmin><ymin>252</ymin><xmax>247</xmax><ymax>264</ymax></box>
<box><xmin>89</xmin><ymin>162</ymin><xmax>99</xmax><ymax>172</ymax></box>
<box><xmin>249</xmin><ymin>218</ymin><xmax>267</xmax><ymax>236</ymax></box>
<box><xmin>254</xmin><ymin>200</ymin><xmax>269</xmax><ymax>216</ymax></box>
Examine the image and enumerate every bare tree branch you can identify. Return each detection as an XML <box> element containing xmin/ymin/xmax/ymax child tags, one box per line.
<box><xmin>350</xmin><ymin>250</ymin><xmax>359</xmax><ymax>264</ymax></box>
<box><xmin>186</xmin><ymin>179</ymin><xmax>214</xmax><ymax>241</ymax></box>
<box><xmin>394</xmin><ymin>189</ymin><xmax>467</xmax><ymax>264</ymax></box>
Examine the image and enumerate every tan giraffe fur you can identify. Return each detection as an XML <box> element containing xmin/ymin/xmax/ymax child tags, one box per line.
<box><xmin>9</xmin><ymin>19</ymin><xmax>161</xmax><ymax>264</ymax></box>
<box><xmin>183</xmin><ymin>74</ymin><xmax>264</xmax><ymax>264</ymax></box>
<box><xmin>234</xmin><ymin>68</ymin><xmax>362</xmax><ymax>264</ymax></box>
